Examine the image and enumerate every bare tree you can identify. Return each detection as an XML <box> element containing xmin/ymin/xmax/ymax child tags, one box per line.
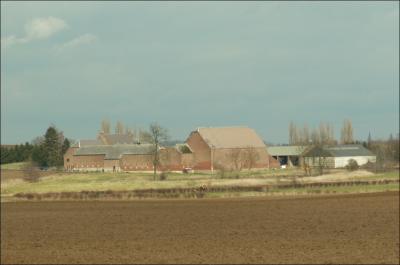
<box><xmin>290</xmin><ymin>121</ymin><xmax>336</xmax><ymax>146</ymax></box>
<box><xmin>226</xmin><ymin>149</ymin><xmax>244</xmax><ymax>171</ymax></box>
<box><xmin>303</xmin><ymin>143</ymin><xmax>329</xmax><ymax>176</ymax></box>
<box><xmin>115</xmin><ymin>121</ymin><xmax>125</xmax><ymax>135</ymax></box>
<box><xmin>22</xmin><ymin>161</ymin><xmax>41</xmax><ymax>183</ymax></box>
<box><xmin>126</xmin><ymin>127</ymin><xmax>133</xmax><ymax>135</ymax></box>
<box><xmin>149</xmin><ymin>123</ymin><xmax>169</xmax><ymax>180</ymax></box>
<box><xmin>340</xmin><ymin>119</ymin><xmax>354</xmax><ymax>144</ymax></box>
<box><xmin>101</xmin><ymin>119</ymin><xmax>111</xmax><ymax>134</ymax></box>
<box><xmin>311</xmin><ymin>127</ymin><xmax>320</xmax><ymax>145</ymax></box>
<box><xmin>243</xmin><ymin>147</ymin><xmax>260</xmax><ymax>170</ymax></box>
<box><xmin>301</xmin><ymin>124</ymin><xmax>310</xmax><ymax>145</ymax></box>
<box><xmin>289</xmin><ymin>121</ymin><xmax>296</xmax><ymax>145</ymax></box>
<box><xmin>367</xmin><ymin>132</ymin><xmax>372</xmax><ymax>148</ymax></box>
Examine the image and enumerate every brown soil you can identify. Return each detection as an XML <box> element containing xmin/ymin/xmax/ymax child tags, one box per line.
<box><xmin>1</xmin><ymin>192</ymin><xmax>399</xmax><ymax>264</ymax></box>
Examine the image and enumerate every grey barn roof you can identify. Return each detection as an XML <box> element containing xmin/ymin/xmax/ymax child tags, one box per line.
<box><xmin>267</xmin><ymin>146</ymin><xmax>308</xmax><ymax>156</ymax></box>
<box><xmin>325</xmin><ymin>145</ymin><xmax>375</xmax><ymax>157</ymax></box>
<box><xmin>303</xmin><ymin>144</ymin><xmax>375</xmax><ymax>157</ymax></box>
<box><xmin>74</xmin><ymin>144</ymin><xmax>154</xmax><ymax>160</ymax></box>
<box><xmin>101</xmin><ymin>134</ymin><xmax>135</xmax><ymax>145</ymax></box>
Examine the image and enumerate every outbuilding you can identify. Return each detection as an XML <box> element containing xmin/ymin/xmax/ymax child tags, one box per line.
<box><xmin>302</xmin><ymin>144</ymin><xmax>376</xmax><ymax>168</ymax></box>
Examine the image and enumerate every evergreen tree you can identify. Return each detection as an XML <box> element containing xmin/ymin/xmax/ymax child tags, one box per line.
<box><xmin>62</xmin><ymin>138</ymin><xmax>70</xmax><ymax>154</ymax></box>
<box><xmin>44</xmin><ymin>126</ymin><xmax>63</xmax><ymax>167</ymax></box>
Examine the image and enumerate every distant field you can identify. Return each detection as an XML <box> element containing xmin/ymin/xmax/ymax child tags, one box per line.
<box><xmin>0</xmin><ymin>162</ymin><xmax>28</xmax><ymax>170</ymax></box>
<box><xmin>1</xmin><ymin>167</ymin><xmax>398</xmax><ymax>200</ymax></box>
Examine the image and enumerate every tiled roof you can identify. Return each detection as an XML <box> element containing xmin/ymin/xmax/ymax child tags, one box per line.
<box><xmin>74</xmin><ymin>144</ymin><xmax>154</xmax><ymax>160</ymax></box>
<box><xmin>196</xmin><ymin>126</ymin><xmax>266</xmax><ymax>149</ymax></box>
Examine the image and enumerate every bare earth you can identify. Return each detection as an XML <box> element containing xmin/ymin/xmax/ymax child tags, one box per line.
<box><xmin>1</xmin><ymin>192</ymin><xmax>399</xmax><ymax>264</ymax></box>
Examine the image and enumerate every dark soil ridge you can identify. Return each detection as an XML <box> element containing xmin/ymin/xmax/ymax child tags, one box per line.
<box><xmin>13</xmin><ymin>178</ymin><xmax>400</xmax><ymax>200</ymax></box>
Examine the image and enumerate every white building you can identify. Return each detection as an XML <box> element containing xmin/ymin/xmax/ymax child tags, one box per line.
<box><xmin>303</xmin><ymin>144</ymin><xmax>376</xmax><ymax>169</ymax></box>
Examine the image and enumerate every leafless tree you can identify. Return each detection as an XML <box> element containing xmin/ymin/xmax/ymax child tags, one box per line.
<box><xmin>340</xmin><ymin>119</ymin><xmax>354</xmax><ymax>144</ymax></box>
<box><xmin>115</xmin><ymin>121</ymin><xmax>125</xmax><ymax>135</ymax></box>
<box><xmin>101</xmin><ymin>119</ymin><xmax>111</xmax><ymax>134</ymax></box>
<box><xmin>22</xmin><ymin>161</ymin><xmax>41</xmax><ymax>183</ymax></box>
<box><xmin>301</xmin><ymin>124</ymin><xmax>310</xmax><ymax>145</ymax></box>
<box><xmin>243</xmin><ymin>147</ymin><xmax>260</xmax><ymax>170</ymax></box>
<box><xmin>136</xmin><ymin>128</ymin><xmax>153</xmax><ymax>143</ymax></box>
<box><xmin>289</xmin><ymin>121</ymin><xmax>336</xmax><ymax>146</ymax></box>
<box><xmin>126</xmin><ymin>127</ymin><xmax>133</xmax><ymax>135</ymax></box>
<box><xmin>149</xmin><ymin>123</ymin><xmax>169</xmax><ymax>180</ymax></box>
<box><xmin>226</xmin><ymin>149</ymin><xmax>245</xmax><ymax>171</ymax></box>
<box><xmin>289</xmin><ymin>121</ymin><xmax>296</xmax><ymax>145</ymax></box>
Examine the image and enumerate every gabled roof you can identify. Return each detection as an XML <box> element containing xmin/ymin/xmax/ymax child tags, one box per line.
<box><xmin>303</xmin><ymin>144</ymin><xmax>375</xmax><ymax>157</ymax></box>
<box><xmin>267</xmin><ymin>146</ymin><xmax>308</xmax><ymax>156</ymax></box>
<box><xmin>195</xmin><ymin>126</ymin><xmax>266</xmax><ymax>149</ymax></box>
<box><xmin>74</xmin><ymin>144</ymin><xmax>154</xmax><ymax>160</ymax></box>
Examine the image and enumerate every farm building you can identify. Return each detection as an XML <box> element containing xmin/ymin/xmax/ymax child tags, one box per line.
<box><xmin>302</xmin><ymin>144</ymin><xmax>376</xmax><ymax>168</ymax></box>
<box><xmin>64</xmin><ymin>143</ymin><xmax>185</xmax><ymax>172</ymax></box>
<box><xmin>64</xmin><ymin>126</ymin><xmax>279</xmax><ymax>172</ymax></box>
<box><xmin>185</xmin><ymin>126</ymin><xmax>279</xmax><ymax>171</ymax></box>
<box><xmin>267</xmin><ymin>145</ymin><xmax>308</xmax><ymax>167</ymax></box>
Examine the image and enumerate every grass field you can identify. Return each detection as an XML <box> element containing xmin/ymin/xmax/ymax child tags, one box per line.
<box><xmin>0</xmin><ymin>162</ymin><xmax>28</xmax><ymax>170</ymax></box>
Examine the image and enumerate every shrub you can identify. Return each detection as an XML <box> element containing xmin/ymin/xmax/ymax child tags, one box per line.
<box><xmin>215</xmin><ymin>165</ymin><xmax>226</xmax><ymax>179</ymax></box>
<box><xmin>346</xmin><ymin>159</ymin><xmax>359</xmax><ymax>171</ymax></box>
<box><xmin>159</xmin><ymin>172</ymin><xmax>168</xmax><ymax>181</ymax></box>
<box><xmin>22</xmin><ymin>161</ymin><xmax>41</xmax><ymax>183</ymax></box>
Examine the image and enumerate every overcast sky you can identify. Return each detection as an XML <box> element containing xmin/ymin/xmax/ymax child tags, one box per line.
<box><xmin>1</xmin><ymin>1</ymin><xmax>399</xmax><ymax>144</ymax></box>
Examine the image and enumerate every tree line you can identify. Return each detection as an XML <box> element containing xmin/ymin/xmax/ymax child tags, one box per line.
<box><xmin>288</xmin><ymin>119</ymin><xmax>354</xmax><ymax>146</ymax></box>
<box><xmin>1</xmin><ymin>126</ymin><xmax>71</xmax><ymax>168</ymax></box>
<box><xmin>288</xmin><ymin>119</ymin><xmax>399</xmax><ymax>172</ymax></box>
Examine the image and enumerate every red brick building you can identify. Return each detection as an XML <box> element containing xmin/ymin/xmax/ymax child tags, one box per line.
<box><xmin>184</xmin><ymin>127</ymin><xmax>279</xmax><ymax>171</ymax></box>
<box><xmin>64</xmin><ymin>126</ymin><xmax>279</xmax><ymax>172</ymax></box>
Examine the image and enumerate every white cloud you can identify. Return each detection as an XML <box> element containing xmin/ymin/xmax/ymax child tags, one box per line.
<box><xmin>1</xmin><ymin>16</ymin><xmax>68</xmax><ymax>48</ymax></box>
<box><xmin>57</xmin><ymin>33</ymin><xmax>97</xmax><ymax>50</ymax></box>
<box><xmin>24</xmin><ymin>17</ymin><xmax>68</xmax><ymax>40</ymax></box>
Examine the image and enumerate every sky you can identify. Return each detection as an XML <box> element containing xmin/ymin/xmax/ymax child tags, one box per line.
<box><xmin>1</xmin><ymin>1</ymin><xmax>399</xmax><ymax>144</ymax></box>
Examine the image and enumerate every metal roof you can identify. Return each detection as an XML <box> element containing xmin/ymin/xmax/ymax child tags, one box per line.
<box><xmin>303</xmin><ymin>144</ymin><xmax>375</xmax><ymax>157</ymax></box>
<box><xmin>325</xmin><ymin>145</ymin><xmax>375</xmax><ymax>157</ymax></box>
<box><xmin>195</xmin><ymin>126</ymin><xmax>266</xmax><ymax>149</ymax></box>
<box><xmin>267</xmin><ymin>146</ymin><xmax>307</xmax><ymax>156</ymax></box>
<box><xmin>74</xmin><ymin>144</ymin><xmax>154</xmax><ymax>160</ymax></box>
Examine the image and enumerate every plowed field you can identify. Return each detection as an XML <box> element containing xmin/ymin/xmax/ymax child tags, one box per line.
<box><xmin>1</xmin><ymin>192</ymin><xmax>399</xmax><ymax>264</ymax></box>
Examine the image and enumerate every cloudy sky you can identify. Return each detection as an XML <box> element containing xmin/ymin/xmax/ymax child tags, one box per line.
<box><xmin>1</xmin><ymin>1</ymin><xmax>399</xmax><ymax>144</ymax></box>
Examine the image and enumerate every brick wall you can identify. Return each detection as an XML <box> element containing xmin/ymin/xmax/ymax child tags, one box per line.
<box><xmin>186</xmin><ymin>131</ymin><xmax>211</xmax><ymax>170</ymax></box>
<box><xmin>71</xmin><ymin>154</ymin><xmax>105</xmax><ymax>170</ymax></box>
<box><xmin>120</xmin><ymin>154</ymin><xmax>153</xmax><ymax>171</ymax></box>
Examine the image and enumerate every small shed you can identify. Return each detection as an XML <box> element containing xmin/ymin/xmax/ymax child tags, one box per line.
<box><xmin>267</xmin><ymin>146</ymin><xmax>308</xmax><ymax>167</ymax></box>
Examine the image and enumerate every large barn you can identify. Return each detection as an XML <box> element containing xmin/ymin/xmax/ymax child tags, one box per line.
<box><xmin>64</xmin><ymin>126</ymin><xmax>279</xmax><ymax>172</ymax></box>
<box><xmin>185</xmin><ymin>127</ymin><xmax>279</xmax><ymax>171</ymax></box>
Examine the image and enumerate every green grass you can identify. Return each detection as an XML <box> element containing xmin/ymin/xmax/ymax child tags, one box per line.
<box><xmin>0</xmin><ymin>162</ymin><xmax>29</xmax><ymax>170</ymax></box>
<box><xmin>1</xmin><ymin>169</ymin><xmax>398</xmax><ymax>198</ymax></box>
